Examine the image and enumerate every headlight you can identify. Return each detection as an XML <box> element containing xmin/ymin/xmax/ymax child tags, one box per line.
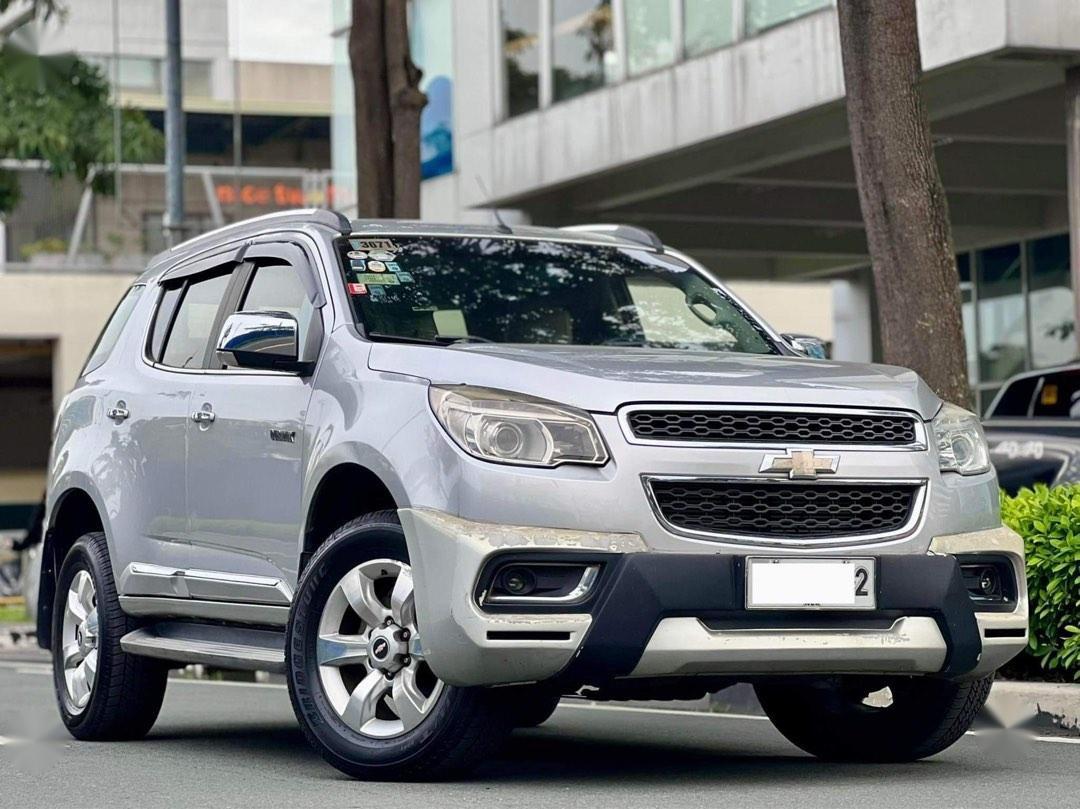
<box><xmin>429</xmin><ymin>385</ymin><xmax>609</xmax><ymax>468</ymax></box>
<box><xmin>931</xmin><ymin>402</ymin><xmax>991</xmax><ymax>475</ymax></box>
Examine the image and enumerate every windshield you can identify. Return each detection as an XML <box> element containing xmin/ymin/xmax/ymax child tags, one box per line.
<box><xmin>338</xmin><ymin>236</ymin><xmax>778</xmax><ymax>354</ymax></box>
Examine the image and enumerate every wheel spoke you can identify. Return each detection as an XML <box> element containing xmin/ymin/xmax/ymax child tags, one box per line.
<box><xmin>317</xmin><ymin>633</ymin><xmax>369</xmax><ymax>667</ymax></box>
<box><xmin>390</xmin><ymin>666</ymin><xmax>428</xmax><ymax>731</ymax></box>
<box><xmin>342</xmin><ymin>669</ymin><xmax>391</xmax><ymax>731</ymax></box>
<box><xmin>69</xmin><ymin>664</ymin><xmax>90</xmax><ymax>708</ymax></box>
<box><xmin>76</xmin><ymin>572</ymin><xmax>95</xmax><ymax>614</ymax></box>
<box><xmin>66</xmin><ymin>587</ymin><xmax>87</xmax><ymax>623</ymax></box>
<box><xmin>62</xmin><ymin>642</ymin><xmax>84</xmax><ymax>669</ymax></box>
<box><xmin>390</xmin><ymin>568</ymin><xmax>415</xmax><ymax>628</ymax></box>
<box><xmin>340</xmin><ymin>569</ymin><xmax>390</xmax><ymax>629</ymax></box>
<box><xmin>82</xmin><ymin>648</ymin><xmax>98</xmax><ymax>683</ymax></box>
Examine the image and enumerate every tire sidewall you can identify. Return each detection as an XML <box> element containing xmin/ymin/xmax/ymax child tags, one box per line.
<box><xmin>286</xmin><ymin>520</ymin><xmax>475</xmax><ymax>776</ymax></box>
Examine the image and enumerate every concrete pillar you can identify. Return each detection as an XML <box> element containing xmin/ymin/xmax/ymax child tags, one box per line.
<box><xmin>1066</xmin><ymin>65</ymin><xmax>1080</xmax><ymax>356</ymax></box>
<box><xmin>831</xmin><ymin>271</ymin><xmax>874</xmax><ymax>363</ymax></box>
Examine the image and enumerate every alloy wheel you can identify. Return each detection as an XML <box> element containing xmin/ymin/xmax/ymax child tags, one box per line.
<box><xmin>316</xmin><ymin>558</ymin><xmax>444</xmax><ymax>739</ymax></box>
<box><xmin>60</xmin><ymin>570</ymin><xmax>99</xmax><ymax>714</ymax></box>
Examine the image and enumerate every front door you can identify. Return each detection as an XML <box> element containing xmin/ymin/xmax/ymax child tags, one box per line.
<box><xmin>185</xmin><ymin>251</ymin><xmax>323</xmax><ymax>595</ymax></box>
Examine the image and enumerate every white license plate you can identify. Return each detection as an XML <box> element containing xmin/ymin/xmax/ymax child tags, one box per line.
<box><xmin>746</xmin><ymin>558</ymin><xmax>876</xmax><ymax>610</ymax></box>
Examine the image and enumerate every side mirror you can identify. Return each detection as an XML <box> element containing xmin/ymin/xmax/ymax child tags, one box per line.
<box><xmin>216</xmin><ymin>311</ymin><xmax>312</xmax><ymax>374</ymax></box>
<box><xmin>783</xmin><ymin>333</ymin><xmax>829</xmax><ymax>359</ymax></box>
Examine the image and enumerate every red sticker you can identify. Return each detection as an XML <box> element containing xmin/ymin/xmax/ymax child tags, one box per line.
<box><xmin>347</xmin><ymin>283</ymin><xmax>368</xmax><ymax>295</ymax></box>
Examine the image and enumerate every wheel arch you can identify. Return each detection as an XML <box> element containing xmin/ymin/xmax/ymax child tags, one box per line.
<box><xmin>301</xmin><ymin>461</ymin><xmax>401</xmax><ymax>574</ymax></box>
<box><xmin>37</xmin><ymin>485</ymin><xmax>107</xmax><ymax>649</ymax></box>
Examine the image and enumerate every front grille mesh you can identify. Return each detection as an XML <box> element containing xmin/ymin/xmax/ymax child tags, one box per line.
<box><xmin>649</xmin><ymin>480</ymin><xmax>920</xmax><ymax>540</ymax></box>
<box><xmin>627</xmin><ymin>409</ymin><xmax>918</xmax><ymax>445</ymax></box>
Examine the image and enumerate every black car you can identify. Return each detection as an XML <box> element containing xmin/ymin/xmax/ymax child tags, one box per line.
<box><xmin>983</xmin><ymin>363</ymin><xmax>1080</xmax><ymax>494</ymax></box>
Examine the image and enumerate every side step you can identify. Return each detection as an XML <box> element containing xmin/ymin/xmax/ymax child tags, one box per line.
<box><xmin>121</xmin><ymin>622</ymin><xmax>286</xmax><ymax>674</ymax></box>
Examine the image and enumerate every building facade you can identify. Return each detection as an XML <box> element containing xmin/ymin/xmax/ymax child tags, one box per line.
<box><xmin>330</xmin><ymin>0</ymin><xmax>1080</xmax><ymax>413</ymax></box>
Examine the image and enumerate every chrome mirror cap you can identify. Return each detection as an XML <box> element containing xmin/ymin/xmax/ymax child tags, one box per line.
<box><xmin>216</xmin><ymin>311</ymin><xmax>310</xmax><ymax>373</ymax></box>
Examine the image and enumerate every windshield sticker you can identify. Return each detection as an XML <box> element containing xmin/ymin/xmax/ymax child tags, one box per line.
<box><xmin>385</xmin><ymin>262</ymin><xmax>401</xmax><ymax>272</ymax></box>
<box><xmin>366</xmin><ymin>260</ymin><xmax>388</xmax><ymax>273</ymax></box>
<box><xmin>347</xmin><ymin>283</ymin><xmax>368</xmax><ymax>295</ymax></box>
<box><xmin>352</xmin><ymin>239</ymin><xmax>398</xmax><ymax>252</ymax></box>
<box><xmin>368</xmin><ymin>250</ymin><xmax>396</xmax><ymax>261</ymax></box>
<box><xmin>349</xmin><ymin>259</ymin><xmax>368</xmax><ymax>271</ymax></box>
<box><xmin>347</xmin><ymin>250</ymin><xmax>368</xmax><ymax>260</ymax></box>
<box><xmin>396</xmin><ymin>271</ymin><xmax>414</xmax><ymax>283</ymax></box>
<box><xmin>352</xmin><ymin>273</ymin><xmax>400</xmax><ymax>285</ymax></box>
<box><xmin>369</xmin><ymin>285</ymin><xmax>386</xmax><ymax>300</ymax></box>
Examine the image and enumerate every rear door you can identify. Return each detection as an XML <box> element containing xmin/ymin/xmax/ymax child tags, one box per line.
<box><xmin>110</xmin><ymin>262</ymin><xmax>238</xmax><ymax>590</ymax></box>
<box><xmin>185</xmin><ymin>241</ymin><xmax>325</xmax><ymax>593</ymax></box>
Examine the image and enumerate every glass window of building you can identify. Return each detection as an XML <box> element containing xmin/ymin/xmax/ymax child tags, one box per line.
<box><xmin>684</xmin><ymin>0</ymin><xmax>738</xmax><ymax>57</ymax></box>
<box><xmin>957</xmin><ymin>253</ymin><xmax>978</xmax><ymax>384</ymax></box>
<box><xmin>744</xmin><ymin>0</ymin><xmax>834</xmax><ymax>37</ymax></box>
<box><xmin>1026</xmin><ymin>234</ymin><xmax>1076</xmax><ymax>369</ymax></box>
<box><xmin>118</xmin><ymin>57</ymin><xmax>159</xmax><ymax>92</ymax></box>
<box><xmin>502</xmin><ymin>1</ymin><xmax>542</xmax><ymax>117</ymax></box>
<box><xmin>553</xmin><ymin>0</ymin><xmax>616</xmax><ymax>103</ymax></box>
<box><xmin>976</xmin><ymin>243</ymin><xmax>1027</xmax><ymax>386</ymax></box>
<box><xmin>625</xmin><ymin>0</ymin><xmax>675</xmax><ymax>76</ymax></box>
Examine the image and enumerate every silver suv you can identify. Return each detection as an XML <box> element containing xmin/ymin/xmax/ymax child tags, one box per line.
<box><xmin>38</xmin><ymin>210</ymin><xmax>1027</xmax><ymax>779</ymax></box>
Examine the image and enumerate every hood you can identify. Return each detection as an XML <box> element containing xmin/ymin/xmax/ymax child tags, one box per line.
<box><xmin>367</xmin><ymin>344</ymin><xmax>942</xmax><ymax>418</ymax></box>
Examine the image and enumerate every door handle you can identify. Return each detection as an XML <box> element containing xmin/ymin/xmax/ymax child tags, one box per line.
<box><xmin>191</xmin><ymin>408</ymin><xmax>216</xmax><ymax>424</ymax></box>
<box><xmin>107</xmin><ymin>402</ymin><xmax>130</xmax><ymax>422</ymax></box>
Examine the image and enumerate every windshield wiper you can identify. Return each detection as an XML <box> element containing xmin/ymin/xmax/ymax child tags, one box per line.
<box><xmin>365</xmin><ymin>332</ymin><xmax>443</xmax><ymax>346</ymax></box>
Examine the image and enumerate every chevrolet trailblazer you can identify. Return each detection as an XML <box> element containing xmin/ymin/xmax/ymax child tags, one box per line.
<box><xmin>38</xmin><ymin>210</ymin><xmax>1027</xmax><ymax>779</ymax></box>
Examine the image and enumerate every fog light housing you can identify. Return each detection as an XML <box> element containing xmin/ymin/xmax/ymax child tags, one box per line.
<box><xmin>481</xmin><ymin>561</ymin><xmax>601</xmax><ymax>607</ymax></box>
<box><xmin>959</xmin><ymin>556</ymin><xmax>1015</xmax><ymax>609</ymax></box>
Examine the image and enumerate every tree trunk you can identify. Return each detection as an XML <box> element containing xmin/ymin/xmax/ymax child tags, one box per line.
<box><xmin>350</xmin><ymin>0</ymin><xmax>394</xmax><ymax>218</ymax></box>
<box><xmin>349</xmin><ymin>0</ymin><xmax>426</xmax><ymax>219</ymax></box>
<box><xmin>384</xmin><ymin>0</ymin><xmax>426</xmax><ymax>219</ymax></box>
<box><xmin>836</xmin><ymin>0</ymin><xmax>974</xmax><ymax>410</ymax></box>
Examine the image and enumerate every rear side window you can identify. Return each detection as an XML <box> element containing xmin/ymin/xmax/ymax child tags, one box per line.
<box><xmin>159</xmin><ymin>272</ymin><xmax>233</xmax><ymax>369</ymax></box>
<box><xmin>82</xmin><ymin>285</ymin><xmax>144</xmax><ymax>376</ymax></box>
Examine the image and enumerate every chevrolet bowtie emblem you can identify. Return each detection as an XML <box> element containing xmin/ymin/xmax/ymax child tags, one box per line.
<box><xmin>759</xmin><ymin>449</ymin><xmax>840</xmax><ymax>480</ymax></box>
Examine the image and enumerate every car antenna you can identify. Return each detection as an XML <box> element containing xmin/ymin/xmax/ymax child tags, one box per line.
<box><xmin>475</xmin><ymin>175</ymin><xmax>513</xmax><ymax>235</ymax></box>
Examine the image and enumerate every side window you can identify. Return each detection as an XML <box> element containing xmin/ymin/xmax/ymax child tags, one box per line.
<box><xmin>82</xmin><ymin>285</ymin><xmax>145</xmax><ymax>376</ymax></box>
<box><xmin>240</xmin><ymin>262</ymin><xmax>316</xmax><ymax>351</ymax></box>
<box><xmin>148</xmin><ymin>285</ymin><xmax>184</xmax><ymax>361</ymax></box>
<box><xmin>159</xmin><ymin>272</ymin><xmax>233</xmax><ymax>369</ymax></box>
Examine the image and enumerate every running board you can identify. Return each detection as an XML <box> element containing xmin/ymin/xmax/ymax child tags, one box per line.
<box><xmin>120</xmin><ymin>622</ymin><xmax>286</xmax><ymax>674</ymax></box>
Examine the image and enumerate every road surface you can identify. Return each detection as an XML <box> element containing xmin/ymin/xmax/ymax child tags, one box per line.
<box><xmin>1</xmin><ymin>658</ymin><xmax>1077</xmax><ymax>808</ymax></box>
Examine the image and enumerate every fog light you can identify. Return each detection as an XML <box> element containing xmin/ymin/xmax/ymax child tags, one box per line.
<box><xmin>499</xmin><ymin>567</ymin><xmax>536</xmax><ymax>597</ymax></box>
<box><xmin>959</xmin><ymin>558</ymin><xmax>1013</xmax><ymax>606</ymax></box>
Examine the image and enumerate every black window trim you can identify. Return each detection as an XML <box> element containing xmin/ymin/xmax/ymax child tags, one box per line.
<box><xmin>150</xmin><ymin>262</ymin><xmax>241</xmax><ymax>371</ymax></box>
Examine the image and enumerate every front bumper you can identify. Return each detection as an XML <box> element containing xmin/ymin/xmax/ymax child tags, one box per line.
<box><xmin>400</xmin><ymin>509</ymin><xmax>1027</xmax><ymax>687</ymax></box>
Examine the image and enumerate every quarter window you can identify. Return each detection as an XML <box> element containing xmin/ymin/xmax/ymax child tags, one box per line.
<box><xmin>159</xmin><ymin>272</ymin><xmax>233</xmax><ymax>369</ymax></box>
<box><xmin>82</xmin><ymin>285</ymin><xmax>144</xmax><ymax>376</ymax></box>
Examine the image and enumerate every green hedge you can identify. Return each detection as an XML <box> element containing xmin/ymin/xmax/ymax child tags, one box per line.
<box><xmin>1001</xmin><ymin>484</ymin><xmax>1080</xmax><ymax>679</ymax></box>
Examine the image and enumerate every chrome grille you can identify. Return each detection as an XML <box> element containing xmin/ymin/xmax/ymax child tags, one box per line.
<box><xmin>647</xmin><ymin>479</ymin><xmax>921</xmax><ymax>541</ymax></box>
<box><xmin>625</xmin><ymin>408</ymin><xmax>919</xmax><ymax>446</ymax></box>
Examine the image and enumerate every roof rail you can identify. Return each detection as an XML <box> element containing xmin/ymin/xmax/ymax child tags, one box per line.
<box><xmin>559</xmin><ymin>223</ymin><xmax>664</xmax><ymax>251</ymax></box>
<box><xmin>149</xmin><ymin>208</ymin><xmax>351</xmax><ymax>267</ymax></box>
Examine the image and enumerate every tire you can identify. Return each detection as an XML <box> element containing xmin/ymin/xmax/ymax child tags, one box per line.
<box><xmin>755</xmin><ymin>674</ymin><xmax>992</xmax><ymax>762</ymax></box>
<box><xmin>286</xmin><ymin>511</ymin><xmax>512</xmax><ymax>781</ymax></box>
<box><xmin>508</xmin><ymin>685</ymin><xmax>562</xmax><ymax>728</ymax></box>
<box><xmin>51</xmin><ymin>532</ymin><xmax>168</xmax><ymax>740</ymax></box>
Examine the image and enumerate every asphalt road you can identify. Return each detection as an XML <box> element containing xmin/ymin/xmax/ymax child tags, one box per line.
<box><xmin>1</xmin><ymin>659</ymin><xmax>1078</xmax><ymax>809</ymax></box>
